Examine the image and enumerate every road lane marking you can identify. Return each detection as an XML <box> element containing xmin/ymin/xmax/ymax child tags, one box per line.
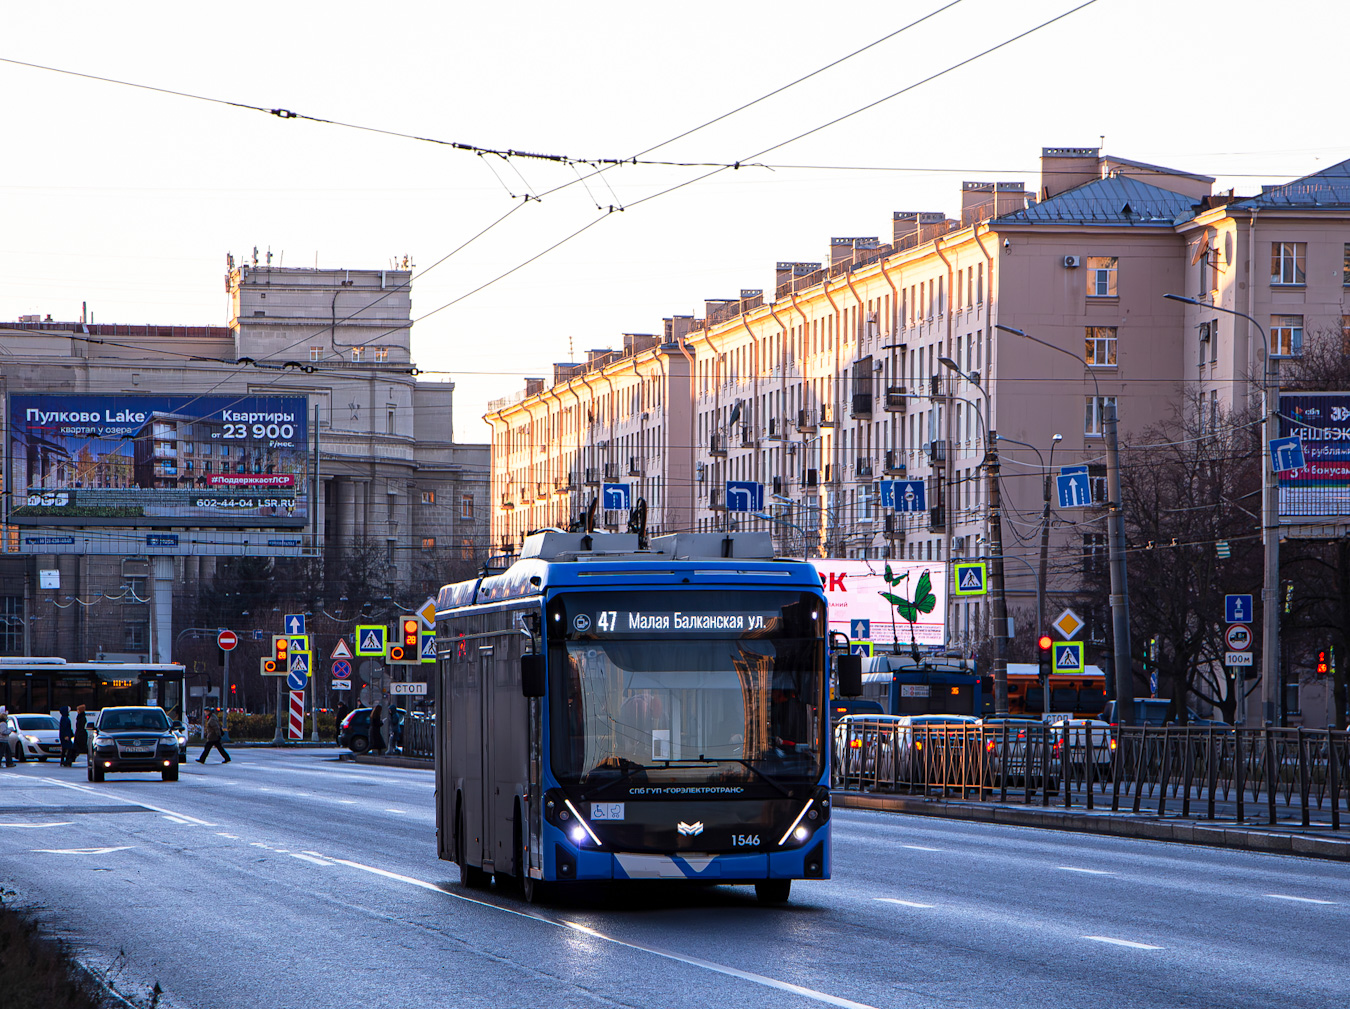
<box><xmin>323</xmin><ymin>854</ymin><xmax>880</xmax><ymax>1009</ymax></box>
<box><xmin>1265</xmin><ymin>894</ymin><xmax>1337</xmax><ymax>905</ymax></box>
<box><xmin>0</xmin><ymin>822</ymin><xmax>74</xmax><ymax>828</ymax></box>
<box><xmin>163</xmin><ymin>815</ymin><xmax>190</xmax><ymax>824</ymax></box>
<box><xmin>1058</xmin><ymin>866</ymin><xmax>1115</xmax><ymax>875</ymax></box>
<box><xmin>290</xmin><ymin>853</ymin><xmax>335</xmax><ymax>866</ymax></box>
<box><xmin>32</xmin><ymin>846</ymin><xmax>134</xmax><ymax>855</ymax></box>
<box><xmin>900</xmin><ymin>844</ymin><xmax>941</xmax><ymax>851</ymax></box>
<box><xmin>338</xmin><ymin>800</ymin><xmax>357</xmax><ymax>804</ymax></box>
<box><xmin>1083</xmin><ymin>936</ymin><xmax>1163</xmax><ymax>950</ymax></box>
<box><xmin>385</xmin><ymin>809</ymin><xmax>407</xmax><ymax>814</ymax></box>
<box><xmin>35</xmin><ymin>778</ymin><xmax>216</xmax><ymax>826</ymax></box>
<box><xmin>215</xmin><ymin>832</ymin><xmax>240</xmax><ymax>838</ymax></box>
<box><xmin>875</xmin><ymin>898</ymin><xmax>935</xmax><ymax>908</ymax></box>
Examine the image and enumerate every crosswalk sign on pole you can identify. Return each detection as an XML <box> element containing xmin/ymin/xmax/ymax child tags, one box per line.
<box><xmin>850</xmin><ymin>641</ymin><xmax>873</xmax><ymax>657</ymax></box>
<box><xmin>355</xmin><ymin>624</ymin><xmax>387</xmax><ymax>657</ymax></box>
<box><xmin>1054</xmin><ymin>641</ymin><xmax>1084</xmax><ymax>674</ymax></box>
<box><xmin>953</xmin><ymin>562</ymin><xmax>988</xmax><ymax>596</ymax></box>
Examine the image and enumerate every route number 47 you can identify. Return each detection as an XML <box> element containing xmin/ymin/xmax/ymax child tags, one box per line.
<box><xmin>596</xmin><ymin>611</ymin><xmax>619</xmax><ymax>632</ymax></box>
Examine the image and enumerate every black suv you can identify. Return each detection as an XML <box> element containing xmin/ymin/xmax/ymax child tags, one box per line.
<box><xmin>89</xmin><ymin>707</ymin><xmax>181</xmax><ymax>782</ymax></box>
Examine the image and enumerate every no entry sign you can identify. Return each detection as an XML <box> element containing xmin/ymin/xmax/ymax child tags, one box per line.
<box><xmin>217</xmin><ymin>630</ymin><xmax>238</xmax><ymax>651</ymax></box>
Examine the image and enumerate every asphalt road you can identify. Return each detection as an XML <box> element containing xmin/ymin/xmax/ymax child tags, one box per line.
<box><xmin>1</xmin><ymin>748</ymin><xmax>1346</xmax><ymax>1009</ymax></box>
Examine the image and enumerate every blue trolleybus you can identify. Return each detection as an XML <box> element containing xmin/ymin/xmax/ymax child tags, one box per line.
<box><xmin>434</xmin><ymin>529</ymin><xmax>831</xmax><ymax>904</ymax></box>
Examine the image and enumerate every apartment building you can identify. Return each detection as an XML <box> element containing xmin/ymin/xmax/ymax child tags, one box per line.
<box><xmin>0</xmin><ymin>264</ymin><xmax>489</xmax><ymax>662</ymax></box>
<box><xmin>486</xmin><ymin>147</ymin><xmax>1350</xmax><ymax>666</ymax></box>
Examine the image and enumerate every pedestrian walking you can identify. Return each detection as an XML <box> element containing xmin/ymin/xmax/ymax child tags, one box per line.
<box><xmin>334</xmin><ymin>701</ymin><xmax>349</xmax><ymax>745</ymax></box>
<box><xmin>73</xmin><ymin>705</ymin><xmax>88</xmax><ymax>767</ymax></box>
<box><xmin>370</xmin><ymin>703</ymin><xmax>385</xmax><ymax>755</ymax></box>
<box><xmin>58</xmin><ymin>706</ymin><xmax>75</xmax><ymax>766</ymax></box>
<box><xmin>383</xmin><ymin>700</ymin><xmax>397</xmax><ymax>756</ymax></box>
<box><xmin>196</xmin><ymin>709</ymin><xmax>231</xmax><ymax>764</ymax></box>
<box><xmin>0</xmin><ymin>707</ymin><xmax>15</xmax><ymax>767</ymax></box>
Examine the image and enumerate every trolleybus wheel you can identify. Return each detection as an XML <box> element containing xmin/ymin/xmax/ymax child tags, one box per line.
<box><xmin>755</xmin><ymin>880</ymin><xmax>791</xmax><ymax>904</ymax></box>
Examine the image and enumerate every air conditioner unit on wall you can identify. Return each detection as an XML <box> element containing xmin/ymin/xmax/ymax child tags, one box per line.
<box><xmin>1063</xmin><ymin>255</ymin><xmax>1081</xmax><ymax>268</ymax></box>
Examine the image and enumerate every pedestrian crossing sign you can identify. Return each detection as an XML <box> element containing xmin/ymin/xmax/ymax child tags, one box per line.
<box><xmin>420</xmin><ymin>631</ymin><xmax>436</xmax><ymax>663</ymax></box>
<box><xmin>850</xmin><ymin>641</ymin><xmax>873</xmax><ymax>657</ymax></box>
<box><xmin>1054</xmin><ymin>641</ymin><xmax>1084</xmax><ymax>674</ymax></box>
<box><xmin>289</xmin><ymin>651</ymin><xmax>311</xmax><ymax>676</ymax></box>
<box><xmin>355</xmin><ymin>624</ymin><xmax>387</xmax><ymax>657</ymax></box>
<box><xmin>953</xmin><ymin>562</ymin><xmax>988</xmax><ymax>596</ymax></box>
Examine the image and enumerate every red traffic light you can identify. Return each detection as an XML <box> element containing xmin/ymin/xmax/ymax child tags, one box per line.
<box><xmin>402</xmin><ymin>618</ymin><xmax>419</xmax><ymax>648</ymax></box>
<box><xmin>389</xmin><ymin>645</ymin><xmax>408</xmax><ymax>662</ymax></box>
<box><xmin>1037</xmin><ymin>635</ymin><xmax>1054</xmax><ymax>652</ymax></box>
<box><xmin>1317</xmin><ymin>651</ymin><xmax>1329</xmax><ymax>676</ymax></box>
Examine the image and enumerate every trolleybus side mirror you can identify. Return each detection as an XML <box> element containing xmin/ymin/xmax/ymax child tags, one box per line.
<box><xmin>521</xmin><ymin>653</ymin><xmax>546</xmax><ymax>697</ymax></box>
<box><xmin>837</xmin><ymin>654</ymin><xmax>863</xmax><ymax>697</ymax></box>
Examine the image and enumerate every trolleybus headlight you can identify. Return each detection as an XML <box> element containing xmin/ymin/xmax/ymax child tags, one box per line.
<box><xmin>571</xmin><ymin>827</ymin><xmax>586</xmax><ymax>844</ymax></box>
<box><xmin>793</xmin><ymin>827</ymin><xmax>809</xmax><ymax>842</ymax></box>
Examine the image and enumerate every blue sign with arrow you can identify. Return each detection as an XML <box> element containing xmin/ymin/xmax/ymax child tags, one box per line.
<box><xmin>1269</xmin><ymin>435</ymin><xmax>1305</xmax><ymax>473</ymax></box>
<box><xmin>284</xmin><ymin>613</ymin><xmax>306</xmax><ymax>635</ymax></box>
<box><xmin>850</xmin><ymin>619</ymin><xmax>871</xmax><ymax>640</ymax></box>
<box><xmin>724</xmin><ymin>480</ymin><xmax>764</xmax><ymax>513</ymax></box>
<box><xmin>1056</xmin><ymin>472</ymin><xmax>1092</xmax><ymax>508</ymax></box>
<box><xmin>881</xmin><ymin>479</ymin><xmax>926</xmax><ymax>512</ymax></box>
<box><xmin>1225</xmin><ymin>594</ymin><xmax>1253</xmax><ymax>624</ymax></box>
<box><xmin>601</xmin><ymin>483</ymin><xmax>631</xmax><ymax>510</ymax></box>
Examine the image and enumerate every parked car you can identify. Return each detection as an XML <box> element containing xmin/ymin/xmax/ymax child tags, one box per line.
<box><xmin>1101</xmin><ymin>698</ymin><xmax>1229</xmax><ymax>727</ymax></box>
<box><xmin>834</xmin><ymin>714</ymin><xmax>978</xmax><ymax>787</ymax></box>
<box><xmin>87</xmin><ymin>707</ymin><xmax>181</xmax><ymax>782</ymax></box>
<box><xmin>1048</xmin><ymin>716</ymin><xmax>1115</xmax><ymax>779</ymax></box>
<box><xmin>829</xmin><ymin>698</ymin><xmax>883</xmax><ymax>729</ymax></box>
<box><xmin>975</xmin><ymin>716</ymin><xmax>1056</xmax><ymax>788</ymax></box>
<box><xmin>833</xmin><ymin>714</ymin><xmax>906</xmax><ymax>783</ymax></box>
<box><xmin>4</xmin><ymin>713</ymin><xmax>62</xmax><ymax>761</ymax></box>
<box><xmin>339</xmin><ymin>707</ymin><xmax>406</xmax><ymax>754</ymax></box>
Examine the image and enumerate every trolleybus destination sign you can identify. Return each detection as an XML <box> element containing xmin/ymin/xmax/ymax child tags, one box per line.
<box><xmin>577</xmin><ymin>610</ymin><xmax>781</xmax><ymax>635</ymax></box>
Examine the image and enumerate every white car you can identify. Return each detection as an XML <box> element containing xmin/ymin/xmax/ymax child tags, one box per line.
<box><xmin>5</xmin><ymin>713</ymin><xmax>63</xmax><ymax>761</ymax></box>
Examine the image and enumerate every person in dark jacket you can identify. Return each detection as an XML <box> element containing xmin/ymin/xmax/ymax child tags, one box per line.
<box><xmin>197</xmin><ymin>710</ymin><xmax>231</xmax><ymax>764</ymax></box>
<box><xmin>334</xmin><ymin>702</ymin><xmax>350</xmax><ymax>745</ymax></box>
<box><xmin>370</xmin><ymin>703</ymin><xmax>385</xmax><ymax>754</ymax></box>
<box><xmin>58</xmin><ymin>706</ymin><xmax>75</xmax><ymax>766</ymax></box>
<box><xmin>73</xmin><ymin>705</ymin><xmax>88</xmax><ymax>766</ymax></box>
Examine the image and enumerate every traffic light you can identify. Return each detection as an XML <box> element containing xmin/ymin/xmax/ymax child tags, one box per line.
<box><xmin>1037</xmin><ymin>634</ymin><xmax>1053</xmax><ymax>677</ymax></box>
<box><xmin>389</xmin><ymin>616</ymin><xmax>419</xmax><ymax>663</ymax></box>
<box><xmin>263</xmin><ymin>634</ymin><xmax>289</xmax><ymax>674</ymax></box>
<box><xmin>1317</xmin><ymin>651</ymin><xmax>1329</xmax><ymax>677</ymax></box>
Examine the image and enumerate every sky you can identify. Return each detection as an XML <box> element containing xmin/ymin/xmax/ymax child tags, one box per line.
<box><xmin>4</xmin><ymin>0</ymin><xmax>1349</xmax><ymax>441</ymax></box>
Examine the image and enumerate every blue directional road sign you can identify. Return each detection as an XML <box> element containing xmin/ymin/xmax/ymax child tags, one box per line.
<box><xmin>331</xmin><ymin>659</ymin><xmax>352</xmax><ymax>680</ymax></box>
<box><xmin>1059</xmin><ymin>464</ymin><xmax>1088</xmax><ymax>477</ymax></box>
<box><xmin>601</xmin><ymin>482</ymin><xmax>631</xmax><ymax>510</ymax></box>
<box><xmin>1056</xmin><ymin>472</ymin><xmax>1092</xmax><ymax>508</ymax></box>
<box><xmin>850</xmin><ymin>619</ymin><xmax>871</xmax><ymax>640</ymax></box>
<box><xmin>1225</xmin><ymin>594</ymin><xmax>1254</xmax><ymax>624</ymax></box>
<box><xmin>1269</xmin><ymin>435</ymin><xmax>1305</xmax><ymax>473</ymax></box>
<box><xmin>724</xmin><ymin>480</ymin><xmax>764</xmax><ymax>513</ymax></box>
<box><xmin>287</xmin><ymin>652</ymin><xmax>310</xmax><ymax>690</ymax></box>
<box><xmin>881</xmin><ymin>479</ymin><xmax>926</xmax><ymax>512</ymax></box>
<box><xmin>284</xmin><ymin>613</ymin><xmax>306</xmax><ymax>635</ymax></box>
<box><xmin>1054</xmin><ymin>641</ymin><xmax>1084</xmax><ymax>674</ymax></box>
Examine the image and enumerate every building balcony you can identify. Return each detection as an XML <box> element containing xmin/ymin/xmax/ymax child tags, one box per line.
<box><xmin>884</xmin><ymin>386</ymin><xmax>909</xmax><ymax>412</ymax></box>
<box><xmin>851</xmin><ymin>393</ymin><xmax>873</xmax><ymax>419</ymax></box>
<box><xmin>884</xmin><ymin>450</ymin><xmax>907</xmax><ymax>476</ymax></box>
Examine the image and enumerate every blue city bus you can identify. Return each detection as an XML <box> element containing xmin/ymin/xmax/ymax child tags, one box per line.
<box><xmin>859</xmin><ymin>653</ymin><xmax>985</xmax><ymax>716</ymax></box>
<box><xmin>434</xmin><ymin>530</ymin><xmax>831</xmax><ymax>904</ymax></box>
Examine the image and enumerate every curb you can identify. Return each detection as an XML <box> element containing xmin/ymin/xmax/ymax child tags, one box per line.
<box><xmin>338</xmin><ymin>752</ymin><xmax>433</xmax><ymax>770</ymax></box>
<box><xmin>833</xmin><ymin>791</ymin><xmax>1350</xmax><ymax>862</ymax></box>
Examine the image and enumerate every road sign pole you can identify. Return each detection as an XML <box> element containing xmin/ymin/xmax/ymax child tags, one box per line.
<box><xmin>1104</xmin><ymin>402</ymin><xmax>1136</xmax><ymax>726</ymax></box>
<box><xmin>1262</xmin><ymin>378</ymin><xmax>1281</xmax><ymax>726</ymax></box>
<box><xmin>272</xmin><ymin>678</ymin><xmax>286</xmax><ymax>745</ymax></box>
<box><xmin>221</xmin><ymin>648</ymin><xmax>231</xmax><ymax>743</ymax></box>
<box><xmin>986</xmin><ymin>427</ymin><xmax>1010</xmax><ymax>717</ymax></box>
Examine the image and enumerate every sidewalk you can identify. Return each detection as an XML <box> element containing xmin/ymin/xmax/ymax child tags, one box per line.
<box><xmin>833</xmin><ymin>790</ymin><xmax>1350</xmax><ymax>862</ymax></box>
<box><xmin>338</xmin><ymin>751</ymin><xmax>432</xmax><ymax>770</ymax></box>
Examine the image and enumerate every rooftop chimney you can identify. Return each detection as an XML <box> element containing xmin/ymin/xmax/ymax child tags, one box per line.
<box><xmin>1040</xmin><ymin>146</ymin><xmax>1100</xmax><ymax>200</ymax></box>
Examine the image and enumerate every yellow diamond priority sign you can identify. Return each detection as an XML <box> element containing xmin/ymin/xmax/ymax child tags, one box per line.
<box><xmin>1052</xmin><ymin>608</ymin><xmax>1084</xmax><ymax>641</ymax></box>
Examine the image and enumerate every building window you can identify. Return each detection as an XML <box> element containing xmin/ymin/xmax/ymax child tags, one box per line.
<box><xmin>386</xmin><ymin>406</ymin><xmax>396</xmax><ymax>434</ymax></box>
<box><xmin>421</xmin><ymin>537</ymin><xmax>436</xmax><ymax>551</ymax></box>
<box><xmin>1344</xmin><ymin>243</ymin><xmax>1350</xmax><ymax>286</ymax></box>
<box><xmin>1085</xmin><ymin>326</ymin><xmax>1117</xmax><ymax>367</ymax></box>
<box><xmin>1082</xmin><ymin>533</ymin><xmax>1107</xmax><ymax>576</ymax></box>
<box><xmin>375</xmin><ymin>347</ymin><xmax>390</xmax><ymax>363</ymax></box>
<box><xmin>421</xmin><ymin>490</ymin><xmax>435</xmax><ymax>505</ymax></box>
<box><xmin>310</xmin><ymin>346</ymin><xmax>323</xmax><ymax>362</ymax></box>
<box><xmin>1270</xmin><ymin>242</ymin><xmax>1306</xmax><ymax>285</ymax></box>
<box><xmin>460</xmin><ymin>494</ymin><xmax>474</xmax><ymax>520</ymax></box>
<box><xmin>351</xmin><ymin>346</ymin><xmax>366</xmax><ymax>363</ymax></box>
<box><xmin>1085</xmin><ymin>395</ymin><xmax>1117</xmax><ymax>437</ymax></box>
<box><xmin>0</xmin><ymin>596</ymin><xmax>22</xmax><ymax>653</ymax></box>
<box><xmin>1086</xmin><ymin>256</ymin><xmax>1118</xmax><ymax>297</ymax></box>
<box><xmin>1270</xmin><ymin>315</ymin><xmax>1304</xmax><ymax>357</ymax></box>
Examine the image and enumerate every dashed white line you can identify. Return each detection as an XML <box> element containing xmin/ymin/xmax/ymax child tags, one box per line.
<box><xmin>215</xmin><ymin>832</ymin><xmax>240</xmax><ymax>839</ymax></box>
<box><xmin>290</xmin><ymin>853</ymin><xmax>335</xmax><ymax>866</ymax></box>
<box><xmin>1058</xmin><ymin>866</ymin><xmax>1115</xmax><ymax>875</ymax></box>
<box><xmin>162</xmin><ymin>815</ymin><xmax>190</xmax><ymax>824</ymax></box>
<box><xmin>385</xmin><ymin>808</ymin><xmax>407</xmax><ymax>814</ymax></box>
<box><xmin>0</xmin><ymin>822</ymin><xmax>74</xmax><ymax>828</ymax></box>
<box><xmin>875</xmin><ymin>897</ymin><xmax>935</xmax><ymax>909</ymax></box>
<box><xmin>36</xmin><ymin>778</ymin><xmax>216</xmax><ymax>826</ymax></box>
<box><xmin>900</xmin><ymin>844</ymin><xmax>941</xmax><ymax>851</ymax></box>
<box><xmin>1084</xmin><ymin>936</ymin><xmax>1163</xmax><ymax>950</ymax></box>
<box><xmin>1265</xmin><ymin>894</ymin><xmax>1337</xmax><ymax>905</ymax></box>
<box><xmin>321</xmin><ymin>853</ymin><xmax>880</xmax><ymax>1009</ymax></box>
<box><xmin>337</xmin><ymin>800</ymin><xmax>358</xmax><ymax>804</ymax></box>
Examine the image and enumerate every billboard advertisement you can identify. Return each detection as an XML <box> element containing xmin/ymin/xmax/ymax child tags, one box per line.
<box><xmin>812</xmin><ymin>558</ymin><xmax>947</xmax><ymax>647</ymax></box>
<box><xmin>9</xmin><ymin>394</ymin><xmax>309</xmax><ymax>528</ymax></box>
<box><xmin>1278</xmin><ymin>392</ymin><xmax>1350</xmax><ymax>520</ymax></box>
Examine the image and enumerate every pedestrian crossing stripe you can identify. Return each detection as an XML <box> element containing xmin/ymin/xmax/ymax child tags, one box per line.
<box><xmin>953</xmin><ymin>562</ymin><xmax>988</xmax><ymax>596</ymax></box>
<box><xmin>1055</xmin><ymin>642</ymin><xmax>1084</xmax><ymax>673</ymax></box>
<box><xmin>354</xmin><ymin>624</ymin><xmax>387</xmax><ymax>657</ymax></box>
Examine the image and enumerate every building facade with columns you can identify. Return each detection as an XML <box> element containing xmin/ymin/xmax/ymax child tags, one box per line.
<box><xmin>0</xmin><ymin>264</ymin><xmax>489</xmax><ymax>670</ymax></box>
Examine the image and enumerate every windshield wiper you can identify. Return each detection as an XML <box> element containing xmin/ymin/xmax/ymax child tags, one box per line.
<box><xmin>659</xmin><ymin>757</ymin><xmax>792</xmax><ymax>798</ymax></box>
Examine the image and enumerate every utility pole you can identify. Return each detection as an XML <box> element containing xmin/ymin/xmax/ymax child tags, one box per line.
<box><xmin>1262</xmin><ymin>369</ymin><xmax>1281</xmax><ymax>726</ymax></box>
<box><xmin>986</xmin><ymin>429</ymin><xmax>1010</xmax><ymax>716</ymax></box>
<box><xmin>1104</xmin><ymin>402</ymin><xmax>1135</xmax><ymax>723</ymax></box>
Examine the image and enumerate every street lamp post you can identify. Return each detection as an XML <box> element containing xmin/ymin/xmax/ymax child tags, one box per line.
<box><xmin>996</xmin><ymin>432</ymin><xmax>1062</xmax><ymax>652</ymax></box>
<box><xmin>937</xmin><ymin>355</ymin><xmax>1009</xmax><ymax>715</ymax></box>
<box><xmin>994</xmin><ymin>324</ymin><xmax>1135</xmax><ymax>725</ymax></box>
<box><xmin>1165</xmin><ymin>294</ymin><xmax>1277</xmax><ymax>725</ymax></box>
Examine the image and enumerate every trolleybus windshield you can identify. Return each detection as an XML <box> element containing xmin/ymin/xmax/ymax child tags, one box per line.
<box><xmin>548</xmin><ymin>590</ymin><xmax>825</xmax><ymax>790</ymax></box>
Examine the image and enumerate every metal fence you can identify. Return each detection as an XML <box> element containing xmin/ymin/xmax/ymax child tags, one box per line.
<box><xmin>832</xmin><ymin>720</ymin><xmax>1350</xmax><ymax>830</ymax></box>
<box><xmin>403</xmin><ymin>715</ymin><xmax>435</xmax><ymax>759</ymax></box>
